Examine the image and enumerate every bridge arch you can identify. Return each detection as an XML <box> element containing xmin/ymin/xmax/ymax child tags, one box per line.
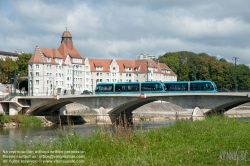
<box><xmin>205</xmin><ymin>99</ymin><xmax>250</xmax><ymax>115</ymax></box>
<box><xmin>28</xmin><ymin>101</ymin><xmax>73</xmax><ymax>115</ymax></box>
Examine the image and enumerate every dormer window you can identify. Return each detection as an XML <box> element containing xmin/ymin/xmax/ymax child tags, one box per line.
<box><xmin>55</xmin><ymin>58</ymin><xmax>62</xmax><ymax>64</ymax></box>
<box><xmin>96</xmin><ymin>66</ymin><xmax>103</xmax><ymax>71</ymax></box>
<box><xmin>47</xmin><ymin>57</ymin><xmax>51</xmax><ymax>62</ymax></box>
<box><xmin>125</xmin><ymin>67</ymin><xmax>132</xmax><ymax>71</ymax></box>
<box><xmin>72</xmin><ymin>58</ymin><xmax>82</xmax><ymax>63</ymax></box>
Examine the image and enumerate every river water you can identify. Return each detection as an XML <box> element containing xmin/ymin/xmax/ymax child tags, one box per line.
<box><xmin>1</xmin><ymin>117</ymin><xmax>249</xmax><ymax>149</ymax></box>
<box><xmin>0</xmin><ymin>120</ymin><xmax>175</xmax><ymax>149</ymax></box>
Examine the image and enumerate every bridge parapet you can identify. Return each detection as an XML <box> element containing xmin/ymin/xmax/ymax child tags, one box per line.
<box><xmin>1</xmin><ymin>93</ymin><xmax>250</xmax><ymax>117</ymax></box>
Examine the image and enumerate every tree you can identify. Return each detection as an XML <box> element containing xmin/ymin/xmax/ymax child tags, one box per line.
<box><xmin>177</xmin><ymin>63</ymin><xmax>189</xmax><ymax>81</ymax></box>
<box><xmin>16</xmin><ymin>53</ymin><xmax>32</xmax><ymax>76</ymax></box>
<box><xmin>158</xmin><ymin>52</ymin><xmax>180</xmax><ymax>74</ymax></box>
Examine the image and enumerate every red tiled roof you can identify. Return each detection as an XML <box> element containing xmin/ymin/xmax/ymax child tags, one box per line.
<box><xmin>88</xmin><ymin>59</ymin><xmax>112</xmax><ymax>72</ymax></box>
<box><xmin>29</xmin><ymin>51</ymin><xmax>43</xmax><ymax>64</ymax></box>
<box><xmin>58</xmin><ymin>42</ymin><xmax>83</xmax><ymax>58</ymax></box>
<box><xmin>94</xmin><ymin>61</ymin><xmax>103</xmax><ymax>66</ymax></box>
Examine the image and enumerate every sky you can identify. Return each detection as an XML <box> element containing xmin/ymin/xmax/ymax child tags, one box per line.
<box><xmin>1</xmin><ymin>0</ymin><xmax>250</xmax><ymax>66</ymax></box>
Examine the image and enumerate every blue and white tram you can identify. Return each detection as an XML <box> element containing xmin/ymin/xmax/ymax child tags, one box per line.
<box><xmin>95</xmin><ymin>81</ymin><xmax>166</xmax><ymax>94</ymax></box>
<box><xmin>163</xmin><ymin>80</ymin><xmax>217</xmax><ymax>93</ymax></box>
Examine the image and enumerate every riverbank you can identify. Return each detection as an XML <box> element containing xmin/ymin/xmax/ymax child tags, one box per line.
<box><xmin>1</xmin><ymin>115</ymin><xmax>249</xmax><ymax>165</ymax></box>
<box><xmin>0</xmin><ymin>115</ymin><xmax>52</xmax><ymax>128</ymax></box>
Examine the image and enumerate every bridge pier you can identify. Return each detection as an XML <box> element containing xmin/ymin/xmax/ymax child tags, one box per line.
<box><xmin>0</xmin><ymin>103</ymin><xmax>7</xmax><ymax>115</ymax></box>
<box><xmin>192</xmin><ymin>107</ymin><xmax>205</xmax><ymax>121</ymax></box>
<box><xmin>110</xmin><ymin>112</ymin><xmax>133</xmax><ymax>127</ymax></box>
<box><xmin>9</xmin><ymin>103</ymin><xmax>23</xmax><ymax>115</ymax></box>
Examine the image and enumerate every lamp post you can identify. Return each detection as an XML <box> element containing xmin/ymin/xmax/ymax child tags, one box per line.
<box><xmin>232</xmin><ymin>57</ymin><xmax>239</xmax><ymax>92</ymax></box>
<box><xmin>16</xmin><ymin>80</ymin><xmax>19</xmax><ymax>94</ymax></box>
<box><xmin>71</xmin><ymin>65</ymin><xmax>75</xmax><ymax>95</ymax></box>
<box><xmin>50</xmin><ymin>77</ymin><xmax>54</xmax><ymax>96</ymax></box>
<box><xmin>91</xmin><ymin>79</ymin><xmax>94</xmax><ymax>94</ymax></box>
<box><xmin>146</xmin><ymin>60</ymin><xmax>150</xmax><ymax>81</ymax></box>
<box><xmin>14</xmin><ymin>69</ymin><xmax>17</xmax><ymax>95</ymax></box>
<box><xmin>141</xmin><ymin>53</ymin><xmax>151</xmax><ymax>81</ymax></box>
<box><xmin>11</xmin><ymin>78</ymin><xmax>13</xmax><ymax>95</ymax></box>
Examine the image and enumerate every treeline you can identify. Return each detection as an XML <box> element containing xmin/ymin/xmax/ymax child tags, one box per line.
<box><xmin>0</xmin><ymin>53</ymin><xmax>31</xmax><ymax>89</ymax></box>
<box><xmin>158</xmin><ymin>51</ymin><xmax>250</xmax><ymax>90</ymax></box>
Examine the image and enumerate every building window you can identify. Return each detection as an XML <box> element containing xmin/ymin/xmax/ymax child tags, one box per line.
<box><xmin>96</xmin><ymin>66</ymin><xmax>103</xmax><ymax>71</ymax></box>
<box><xmin>36</xmin><ymin>64</ymin><xmax>39</xmax><ymax>69</ymax></box>
<box><xmin>113</xmin><ymin>67</ymin><xmax>115</xmax><ymax>70</ymax></box>
<box><xmin>35</xmin><ymin>72</ymin><xmax>39</xmax><ymax>76</ymax></box>
<box><xmin>36</xmin><ymin>80</ymin><xmax>39</xmax><ymax>84</ymax></box>
<box><xmin>125</xmin><ymin>67</ymin><xmax>132</xmax><ymax>71</ymax></box>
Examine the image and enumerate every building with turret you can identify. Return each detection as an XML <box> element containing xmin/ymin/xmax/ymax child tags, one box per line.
<box><xmin>28</xmin><ymin>29</ymin><xmax>177</xmax><ymax>96</ymax></box>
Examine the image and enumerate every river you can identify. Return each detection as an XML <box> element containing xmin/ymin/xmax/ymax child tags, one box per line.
<box><xmin>1</xmin><ymin>117</ymin><xmax>249</xmax><ymax>149</ymax></box>
<box><xmin>0</xmin><ymin>120</ymin><xmax>175</xmax><ymax>149</ymax></box>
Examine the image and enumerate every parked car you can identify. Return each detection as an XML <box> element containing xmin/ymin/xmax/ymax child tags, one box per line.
<box><xmin>81</xmin><ymin>91</ymin><xmax>92</xmax><ymax>95</ymax></box>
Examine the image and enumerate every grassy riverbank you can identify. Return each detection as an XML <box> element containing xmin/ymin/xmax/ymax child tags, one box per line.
<box><xmin>0</xmin><ymin>114</ymin><xmax>43</xmax><ymax>126</ymax></box>
<box><xmin>1</xmin><ymin>116</ymin><xmax>250</xmax><ymax>165</ymax></box>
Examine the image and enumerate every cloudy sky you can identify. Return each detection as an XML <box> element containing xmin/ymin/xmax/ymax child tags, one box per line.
<box><xmin>1</xmin><ymin>0</ymin><xmax>250</xmax><ymax>66</ymax></box>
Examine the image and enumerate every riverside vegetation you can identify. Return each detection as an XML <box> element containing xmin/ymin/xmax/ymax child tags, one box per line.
<box><xmin>0</xmin><ymin>114</ymin><xmax>43</xmax><ymax>127</ymax></box>
<box><xmin>1</xmin><ymin>116</ymin><xmax>249</xmax><ymax>165</ymax></box>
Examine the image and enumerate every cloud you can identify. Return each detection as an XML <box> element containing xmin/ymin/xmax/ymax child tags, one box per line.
<box><xmin>0</xmin><ymin>0</ymin><xmax>250</xmax><ymax>67</ymax></box>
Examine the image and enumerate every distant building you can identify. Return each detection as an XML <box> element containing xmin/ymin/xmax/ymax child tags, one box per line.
<box><xmin>0</xmin><ymin>51</ymin><xmax>20</xmax><ymax>61</ymax></box>
<box><xmin>136</xmin><ymin>54</ymin><xmax>156</xmax><ymax>60</ymax></box>
<box><xmin>28</xmin><ymin>29</ymin><xmax>177</xmax><ymax>96</ymax></box>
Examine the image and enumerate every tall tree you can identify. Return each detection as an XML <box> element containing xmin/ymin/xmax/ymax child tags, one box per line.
<box><xmin>158</xmin><ymin>52</ymin><xmax>180</xmax><ymax>74</ymax></box>
<box><xmin>16</xmin><ymin>53</ymin><xmax>32</xmax><ymax>76</ymax></box>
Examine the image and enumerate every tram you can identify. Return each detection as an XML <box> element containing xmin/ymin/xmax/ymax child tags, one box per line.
<box><xmin>95</xmin><ymin>81</ymin><xmax>166</xmax><ymax>94</ymax></box>
<box><xmin>163</xmin><ymin>80</ymin><xmax>217</xmax><ymax>92</ymax></box>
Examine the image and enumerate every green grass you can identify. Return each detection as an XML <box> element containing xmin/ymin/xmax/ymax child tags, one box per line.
<box><xmin>1</xmin><ymin>116</ymin><xmax>250</xmax><ymax>165</ymax></box>
<box><xmin>0</xmin><ymin>115</ymin><xmax>43</xmax><ymax>125</ymax></box>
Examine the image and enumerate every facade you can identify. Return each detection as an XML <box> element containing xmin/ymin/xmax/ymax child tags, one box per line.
<box><xmin>0</xmin><ymin>51</ymin><xmax>20</xmax><ymax>61</ymax></box>
<box><xmin>136</xmin><ymin>54</ymin><xmax>156</xmax><ymax>60</ymax></box>
<box><xmin>28</xmin><ymin>29</ymin><xmax>177</xmax><ymax>96</ymax></box>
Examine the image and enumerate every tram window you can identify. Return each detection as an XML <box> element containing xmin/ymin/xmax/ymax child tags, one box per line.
<box><xmin>99</xmin><ymin>85</ymin><xmax>113</xmax><ymax>92</ymax></box>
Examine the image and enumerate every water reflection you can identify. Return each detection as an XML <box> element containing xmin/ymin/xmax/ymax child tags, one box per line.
<box><xmin>0</xmin><ymin>120</ymin><xmax>175</xmax><ymax>149</ymax></box>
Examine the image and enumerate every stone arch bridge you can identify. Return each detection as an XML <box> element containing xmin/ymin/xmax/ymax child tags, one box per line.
<box><xmin>1</xmin><ymin>92</ymin><xmax>250</xmax><ymax>123</ymax></box>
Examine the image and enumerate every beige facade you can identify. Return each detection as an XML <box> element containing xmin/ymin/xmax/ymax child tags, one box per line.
<box><xmin>28</xmin><ymin>30</ymin><xmax>177</xmax><ymax>96</ymax></box>
<box><xmin>0</xmin><ymin>51</ymin><xmax>20</xmax><ymax>61</ymax></box>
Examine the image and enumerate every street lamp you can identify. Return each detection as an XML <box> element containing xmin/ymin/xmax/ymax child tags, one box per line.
<box><xmin>71</xmin><ymin>65</ymin><xmax>75</xmax><ymax>95</ymax></box>
<box><xmin>91</xmin><ymin>79</ymin><xmax>94</xmax><ymax>94</ymax></box>
<box><xmin>232</xmin><ymin>57</ymin><xmax>239</xmax><ymax>92</ymax></box>
<box><xmin>50</xmin><ymin>77</ymin><xmax>54</xmax><ymax>96</ymax></box>
<box><xmin>141</xmin><ymin>53</ymin><xmax>151</xmax><ymax>81</ymax></box>
<box><xmin>16</xmin><ymin>80</ymin><xmax>19</xmax><ymax>94</ymax></box>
